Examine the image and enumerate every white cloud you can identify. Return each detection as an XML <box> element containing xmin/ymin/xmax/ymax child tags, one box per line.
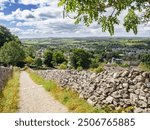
<box><xmin>0</xmin><ymin>12</ymin><xmax>14</xmax><ymax>20</ymax></box>
<box><xmin>18</xmin><ymin>0</ymin><xmax>56</xmax><ymax>6</ymax></box>
<box><xmin>2</xmin><ymin>0</ymin><xmax>63</xmax><ymax>21</ymax></box>
<box><xmin>0</xmin><ymin>0</ymin><xmax>149</xmax><ymax>38</ymax></box>
<box><xmin>11</xmin><ymin>8</ymin><xmax>35</xmax><ymax>20</ymax></box>
<box><xmin>18</xmin><ymin>0</ymin><xmax>46</xmax><ymax>5</ymax></box>
<box><xmin>10</xmin><ymin>27</ymin><xmax>22</xmax><ymax>34</ymax></box>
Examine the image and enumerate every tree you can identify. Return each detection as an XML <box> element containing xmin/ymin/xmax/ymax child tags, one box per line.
<box><xmin>52</xmin><ymin>51</ymin><xmax>66</xmax><ymax>66</ymax></box>
<box><xmin>70</xmin><ymin>49</ymin><xmax>91</xmax><ymax>69</ymax></box>
<box><xmin>0</xmin><ymin>25</ymin><xmax>19</xmax><ymax>47</ymax></box>
<box><xmin>24</xmin><ymin>56</ymin><xmax>34</xmax><ymax>65</ymax></box>
<box><xmin>34</xmin><ymin>58</ymin><xmax>43</xmax><ymax>67</ymax></box>
<box><xmin>43</xmin><ymin>50</ymin><xmax>53</xmax><ymax>67</ymax></box>
<box><xmin>139</xmin><ymin>53</ymin><xmax>150</xmax><ymax>64</ymax></box>
<box><xmin>24</xmin><ymin>46</ymin><xmax>36</xmax><ymax>58</ymax></box>
<box><xmin>0</xmin><ymin>41</ymin><xmax>25</xmax><ymax>66</ymax></box>
<box><xmin>58</xmin><ymin>0</ymin><xmax>150</xmax><ymax>35</ymax></box>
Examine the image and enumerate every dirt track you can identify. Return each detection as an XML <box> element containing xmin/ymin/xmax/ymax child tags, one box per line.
<box><xmin>19</xmin><ymin>71</ymin><xmax>68</xmax><ymax>113</ymax></box>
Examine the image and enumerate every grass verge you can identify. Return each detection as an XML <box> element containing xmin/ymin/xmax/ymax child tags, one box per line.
<box><xmin>0</xmin><ymin>68</ymin><xmax>20</xmax><ymax>113</ymax></box>
<box><xmin>27</xmin><ymin>69</ymin><xmax>105</xmax><ymax>113</ymax></box>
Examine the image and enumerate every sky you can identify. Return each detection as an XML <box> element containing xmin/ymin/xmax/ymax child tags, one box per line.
<box><xmin>0</xmin><ymin>0</ymin><xmax>150</xmax><ymax>38</ymax></box>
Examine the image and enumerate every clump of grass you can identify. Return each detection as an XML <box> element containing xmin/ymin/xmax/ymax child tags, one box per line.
<box><xmin>139</xmin><ymin>63</ymin><xmax>150</xmax><ymax>72</ymax></box>
<box><xmin>0</xmin><ymin>67</ymin><xmax>20</xmax><ymax>113</ymax></box>
<box><xmin>27</xmin><ymin>69</ymin><xmax>105</xmax><ymax>113</ymax></box>
<box><xmin>93</xmin><ymin>64</ymin><xmax>104</xmax><ymax>74</ymax></box>
<box><xmin>120</xmin><ymin>63</ymin><xmax>130</xmax><ymax>68</ymax></box>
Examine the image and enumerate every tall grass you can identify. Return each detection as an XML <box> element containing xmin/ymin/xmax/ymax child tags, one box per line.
<box><xmin>0</xmin><ymin>68</ymin><xmax>20</xmax><ymax>113</ymax></box>
<box><xmin>27</xmin><ymin>69</ymin><xmax>105</xmax><ymax>113</ymax></box>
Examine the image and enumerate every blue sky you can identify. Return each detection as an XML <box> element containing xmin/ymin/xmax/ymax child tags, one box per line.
<box><xmin>0</xmin><ymin>0</ymin><xmax>150</xmax><ymax>38</ymax></box>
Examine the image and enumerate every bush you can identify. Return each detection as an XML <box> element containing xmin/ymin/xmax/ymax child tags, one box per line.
<box><xmin>34</xmin><ymin>58</ymin><xmax>42</xmax><ymax>67</ymax></box>
<box><xmin>90</xmin><ymin>57</ymin><xmax>100</xmax><ymax>69</ymax></box>
<box><xmin>94</xmin><ymin>65</ymin><xmax>104</xmax><ymax>73</ymax></box>
<box><xmin>24</xmin><ymin>56</ymin><xmax>34</xmax><ymax>66</ymax></box>
<box><xmin>77</xmin><ymin>66</ymin><xmax>83</xmax><ymax>71</ymax></box>
<box><xmin>58</xmin><ymin>63</ymin><xmax>67</xmax><ymax>70</ymax></box>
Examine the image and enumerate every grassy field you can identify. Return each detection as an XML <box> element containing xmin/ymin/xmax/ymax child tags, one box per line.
<box><xmin>0</xmin><ymin>68</ymin><xmax>20</xmax><ymax>113</ymax></box>
<box><xmin>27</xmin><ymin>69</ymin><xmax>105</xmax><ymax>113</ymax></box>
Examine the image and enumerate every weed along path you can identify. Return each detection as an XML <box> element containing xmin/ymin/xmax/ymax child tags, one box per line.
<box><xmin>19</xmin><ymin>71</ymin><xmax>68</xmax><ymax>113</ymax></box>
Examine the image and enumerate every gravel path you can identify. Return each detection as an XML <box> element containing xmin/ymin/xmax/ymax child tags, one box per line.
<box><xmin>19</xmin><ymin>71</ymin><xmax>68</xmax><ymax>113</ymax></box>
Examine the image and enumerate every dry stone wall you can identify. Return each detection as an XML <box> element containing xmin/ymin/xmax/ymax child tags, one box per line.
<box><xmin>36</xmin><ymin>68</ymin><xmax>150</xmax><ymax>113</ymax></box>
<box><xmin>0</xmin><ymin>66</ymin><xmax>12</xmax><ymax>91</ymax></box>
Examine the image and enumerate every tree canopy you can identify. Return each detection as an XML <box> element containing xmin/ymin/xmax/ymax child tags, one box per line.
<box><xmin>52</xmin><ymin>50</ymin><xmax>66</xmax><ymax>66</ymax></box>
<box><xmin>139</xmin><ymin>53</ymin><xmax>150</xmax><ymax>64</ymax></box>
<box><xmin>34</xmin><ymin>57</ymin><xmax>43</xmax><ymax>67</ymax></box>
<box><xmin>70</xmin><ymin>49</ymin><xmax>91</xmax><ymax>69</ymax></box>
<box><xmin>0</xmin><ymin>41</ymin><xmax>25</xmax><ymax>66</ymax></box>
<box><xmin>58</xmin><ymin>0</ymin><xmax>150</xmax><ymax>35</ymax></box>
<box><xmin>43</xmin><ymin>50</ymin><xmax>53</xmax><ymax>67</ymax></box>
<box><xmin>0</xmin><ymin>25</ymin><xmax>19</xmax><ymax>47</ymax></box>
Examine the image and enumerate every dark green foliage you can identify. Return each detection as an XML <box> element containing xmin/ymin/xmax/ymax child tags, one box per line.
<box><xmin>0</xmin><ymin>41</ymin><xmax>25</xmax><ymax>66</ymax></box>
<box><xmin>70</xmin><ymin>49</ymin><xmax>91</xmax><ymax>69</ymax></box>
<box><xmin>124</xmin><ymin>9</ymin><xmax>139</xmax><ymax>34</ymax></box>
<box><xmin>90</xmin><ymin>58</ymin><xmax>99</xmax><ymax>68</ymax></box>
<box><xmin>34</xmin><ymin>58</ymin><xmax>43</xmax><ymax>67</ymax></box>
<box><xmin>139</xmin><ymin>53</ymin><xmax>150</xmax><ymax>64</ymax></box>
<box><xmin>24</xmin><ymin>46</ymin><xmax>36</xmax><ymax>58</ymax></box>
<box><xmin>43</xmin><ymin>50</ymin><xmax>53</xmax><ymax>67</ymax></box>
<box><xmin>58</xmin><ymin>0</ymin><xmax>150</xmax><ymax>35</ymax></box>
<box><xmin>52</xmin><ymin>51</ymin><xmax>66</xmax><ymax>66</ymax></box>
<box><xmin>0</xmin><ymin>25</ymin><xmax>19</xmax><ymax>47</ymax></box>
<box><xmin>16</xmin><ymin>61</ymin><xmax>25</xmax><ymax>68</ymax></box>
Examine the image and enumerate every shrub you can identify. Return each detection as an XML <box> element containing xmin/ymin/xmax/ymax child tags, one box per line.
<box><xmin>58</xmin><ymin>63</ymin><xmax>67</xmax><ymax>70</ymax></box>
<box><xmin>24</xmin><ymin>56</ymin><xmax>34</xmax><ymax>66</ymax></box>
<box><xmin>77</xmin><ymin>66</ymin><xmax>83</xmax><ymax>71</ymax></box>
<box><xmin>94</xmin><ymin>65</ymin><xmax>104</xmax><ymax>73</ymax></box>
<box><xmin>34</xmin><ymin>58</ymin><xmax>42</xmax><ymax>67</ymax></box>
